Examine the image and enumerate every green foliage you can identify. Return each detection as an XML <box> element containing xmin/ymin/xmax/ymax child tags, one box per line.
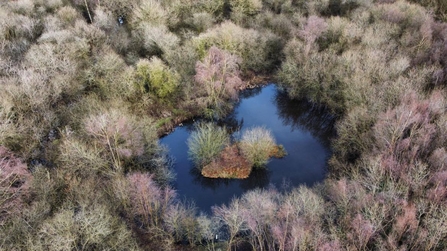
<box><xmin>230</xmin><ymin>0</ymin><xmax>263</xmax><ymax>15</ymax></box>
<box><xmin>135</xmin><ymin>59</ymin><xmax>152</xmax><ymax>93</ymax></box>
<box><xmin>192</xmin><ymin>21</ymin><xmax>280</xmax><ymax>71</ymax></box>
<box><xmin>135</xmin><ymin>57</ymin><xmax>180</xmax><ymax>100</ymax></box>
<box><xmin>187</xmin><ymin>122</ymin><xmax>230</xmax><ymax>168</ymax></box>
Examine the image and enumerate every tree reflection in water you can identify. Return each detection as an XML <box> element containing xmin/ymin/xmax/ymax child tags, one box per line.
<box><xmin>274</xmin><ymin>90</ymin><xmax>336</xmax><ymax>148</ymax></box>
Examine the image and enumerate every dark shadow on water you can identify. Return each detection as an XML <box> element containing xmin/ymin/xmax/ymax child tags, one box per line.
<box><xmin>274</xmin><ymin>90</ymin><xmax>336</xmax><ymax>148</ymax></box>
<box><xmin>239</xmin><ymin>86</ymin><xmax>263</xmax><ymax>99</ymax></box>
<box><xmin>239</xmin><ymin>168</ymin><xmax>270</xmax><ymax>190</ymax></box>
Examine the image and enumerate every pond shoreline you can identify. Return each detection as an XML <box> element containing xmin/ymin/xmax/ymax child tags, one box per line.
<box><xmin>160</xmin><ymin>84</ymin><xmax>333</xmax><ymax>212</ymax></box>
<box><xmin>156</xmin><ymin>75</ymin><xmax>272</xmax><ymax>137</ymax></box>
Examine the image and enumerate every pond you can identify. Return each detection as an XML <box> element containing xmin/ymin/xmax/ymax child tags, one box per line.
<box><xmin>160</xmin><ymin>84</ymin><xmax>334</xmax><ymax>213</ymax></box>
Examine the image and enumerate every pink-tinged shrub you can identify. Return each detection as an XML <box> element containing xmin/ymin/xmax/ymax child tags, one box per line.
<box><xmin>126</xmin><ymin>172</ymin><xmax>176</xmax><ymax>228</ymax></box>
<box><xmin>84</xmin><ymin>109</ymin><xmax>156</xmax><ymax>171</ymax></box>
<box><xmin>0</xmin><ymin>146</ymin><xmax>32</xmax><ymax>223</ymax></box>
<box><xmin>373</xmin><ymin>91</ymin><xmax>444</xmax><ymax>181</ymax></box>
<box><xmin>348</xmin><ymin>214</ymin><xmax>376</xmax><ymax>250</ymax></box>
<box><xmin>392</xmin><ymin>202</ymin><xmax>418</xmax><ymax>241</ymax></box>
<box><xmin>427</xmin><ymin>180</ymin><xmax>447</xmax><ymax>204</ymax></box>
<box><xmin>212</xmin><ymin>198</ymin><xmax>248</xmax><ymax>251</ymax></box>
<box><xmin>317</xmin><ymin>240</ymin><xmax>342</xmax><ymax>251</ymax></box>
<box><xmin>194</xmin><ymin>46</ymin><xmax>243</xmax><ymax>118</ymax></box>
<box><xmin>429</xmin><ymin>148</ymin><xmax>447</xmax><ymax>171</ymax></box>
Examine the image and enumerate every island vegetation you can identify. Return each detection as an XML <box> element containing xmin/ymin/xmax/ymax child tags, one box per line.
<box><xmin>188</xmin><ymin>124</ymin><xmax>286</xmax><ymax>178</ymax></box>
<box><xmin>1</xmin><ymin>0</ymin><xmax>447</xmax><ymax>250</ymax></box>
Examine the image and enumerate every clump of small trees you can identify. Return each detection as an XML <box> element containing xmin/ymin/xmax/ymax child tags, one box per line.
<box><xmin>188</xmin><ymin>124</ymin><xmax>285</xmax><ymax>178</ymax></box>
<box><xmin>240</xmin><ymin>127</ymin><xmax>286</xmax><ymax>167</ymax></box>
<box><xmin>194</xmin><ymin>46</ymin><xmax>244</xmax><ymax>119</ymax></box>
<box><xmin>187</xmin><ymin>122</ymin><xmax>230</xmax><ymax>168</ymax></box>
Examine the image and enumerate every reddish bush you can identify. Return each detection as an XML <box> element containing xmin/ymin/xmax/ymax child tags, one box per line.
<box><xmin>194</xmin><ymin>46</ymin><xmax>244</xmax><ymax>118</ymax></box>
<box><xmin>0</xmin><ymin>146</ymin><xmax>32</xmax><ymax>223</ymax></box>
<box><xmin>126</xmin><ymin>172</ymin><xmax>176</xmax><ymax>228</ymax></box>
<box><xmin>373</xmin><ymin>91</ymin><xmax>444</xmax><ymax>181</ymax></box>
<box><xmin>201</xmin><ymin>145</ymin><xmax>252</xmax><ymax>179</ymax></box>
<box><xmin>392</xmin><ymin>202</ymin><xmax>418</xmax><ymax>242</ymax></box>
<box><xmin>348</xmin><ymin>214</ymin><xmax>376</xmax><ymax>250</ymax></box>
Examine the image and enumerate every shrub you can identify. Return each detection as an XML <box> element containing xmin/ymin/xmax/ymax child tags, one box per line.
<box><xmin>192</xmin><ymin>21</ymin><xmax>280</xmax><ymax>71</ymax></box>
<box><xmin>253</xmin><ymin>12</ymin><xmax>295</xmax><ymax>39</ymax></box>
<box><xmin>187</xmin><ymin>122</ymin><xmax>230</xmax><ymax>168</ymax></box>
<box><xmin>134</xmin><ymin>57</ymin><xmax>180</xmax><ymax>100</ymax></box>
<box><xmin>57</xmin><ymin>129</ymin><xmax>108</xmax><ymax>179</ymax></box>
<box><xmin>0</xmin><ymin>9</ymin><xmax>41</xmax><ymax>59</ymax></box>
<box><xmin>164</xmin><ymin>43</ymin><xmax>199</xmax><ymax>83</ymax></box>
<box><xmin>93</xmin><ymin>7</ymin><xmax>116</xmax><ymax>32</ymax></box>
<box><xmin>0</xmin><ymin>146</ymin><xmax>32</xmax><ymax>223</ymax></box>
<box><xmin>84</xmin><ymin>108</ymin><xmax>157</xmax><ymax>172</ymax></box>
<box><xmin>194</xmin><ymin>46</ymin><xmax>243</xmax><ymax>118</ymax></box>
<box><xmin>126</xmin><ymin>172</ymin><xmax>176</xmax><ymax>229</ymax></box>
<box><xmin>304</xmin><ymin>0</ymin><xmax>330</xmax><ymax>15</ymax></box>
<box><xmin>30</xmin><ymin>203</ymin><xmax>141</xmax><ymax>251</ymax></box>
<box><xmin>279</xmin><ymin>47</ymin><xmax>346</xmax><ymax>113</ymax></box>
<box><xmin>262</xmin><ymin>0</ymin><xmax>294</xmax><ymax>14</ymax></box>
<box><xmin>230</xmin><ymin>0</ymin><xmax>263</xmax><ymax>16</ymax></box>
<box><xmin>133</xmin><ymin>23</ymin><xmax>180</xmax><ymax>57</ymax></box>
<box><xmin>299</xmin><ymin>15</ymin><xmax>328</xmax><ymax>55</ymax></box>
<box><xmin>229</xmin><ymin>0</ymin><xmax>263</xmax><ymax>24</ymax></box>
<box><xmin>190</xmin><ymin>12</ymin><xmax>215</xmax><ymax>33</ymax></box>
<box><xmin>212</xmin><ymin>198</ymin><xmax>248</xmax><ymax>251</ymax></box>
<box><xmin>165</xmin><ymin>202</ymin><xmax>200</xmax><ymax>245</ymax></box>
<box><xmin>240</xmin><ymin>127</ymin><xmax>277</xmax><ymax>167</ymax></box>
<box><xmin>240</xmin><ymin>189</ymin><xmax>279</xmax><ymax>251</ymax></box>
<box><xmin>0</xmin><ymin>102</ymin><xmax>18</xmax><ymax>149</ymax></box>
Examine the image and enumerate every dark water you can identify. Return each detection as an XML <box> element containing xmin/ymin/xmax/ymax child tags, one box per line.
<box><xmin>160</xmin><ymin>85</ymin><xmax>334</xmax><ymax>213</ymax></box>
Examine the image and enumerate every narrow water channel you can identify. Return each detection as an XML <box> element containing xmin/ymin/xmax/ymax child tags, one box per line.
<box><xmin>160</xmin><ymin>85</ymin><xmax>334</xmax><ymax>213</ymax></box>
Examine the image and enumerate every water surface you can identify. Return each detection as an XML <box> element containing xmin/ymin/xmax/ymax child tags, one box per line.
<box><xmin>160</xmin><ymin>85</ymin><xmax>333</xmax><ymax>213</ymax></box>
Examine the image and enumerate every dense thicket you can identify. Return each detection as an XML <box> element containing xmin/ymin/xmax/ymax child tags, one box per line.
<box><xmin>1</xmin><ymin>0</ymin><xmax>447</xmax><ymax>250</ymax></box>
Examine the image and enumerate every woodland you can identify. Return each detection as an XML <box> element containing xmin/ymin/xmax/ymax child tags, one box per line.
<box><xmin>1</xmin><ymin>0</ymin><xmax>447</xmax><ymax>250</ymax></box>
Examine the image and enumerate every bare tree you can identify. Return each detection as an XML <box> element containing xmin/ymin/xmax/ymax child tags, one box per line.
<box><xmin>195</xmin><ymin>46</ymin><xmax>243</xmax><ymax>118</ymax></box>
<box><xmin>213</xmin><ymin>198</ymin><xmax>248</xmax><ymax>251</ymax></box>
<box><xmin>126</xmin><ymin>172</ymin><xmax>176</xmax><ymax>229</ymax></box>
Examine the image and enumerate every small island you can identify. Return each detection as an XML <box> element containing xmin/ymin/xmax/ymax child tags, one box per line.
<box><xmin>187</xmin><ymin>123</ymin><xmax>286</xmax><ymax>179</ymax></box>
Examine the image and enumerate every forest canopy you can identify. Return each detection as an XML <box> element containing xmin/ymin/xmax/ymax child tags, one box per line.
<box><xmin>1</xmin><ymin>0</ymin><xmax>447</xmax><ymax>250</ymax></box>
